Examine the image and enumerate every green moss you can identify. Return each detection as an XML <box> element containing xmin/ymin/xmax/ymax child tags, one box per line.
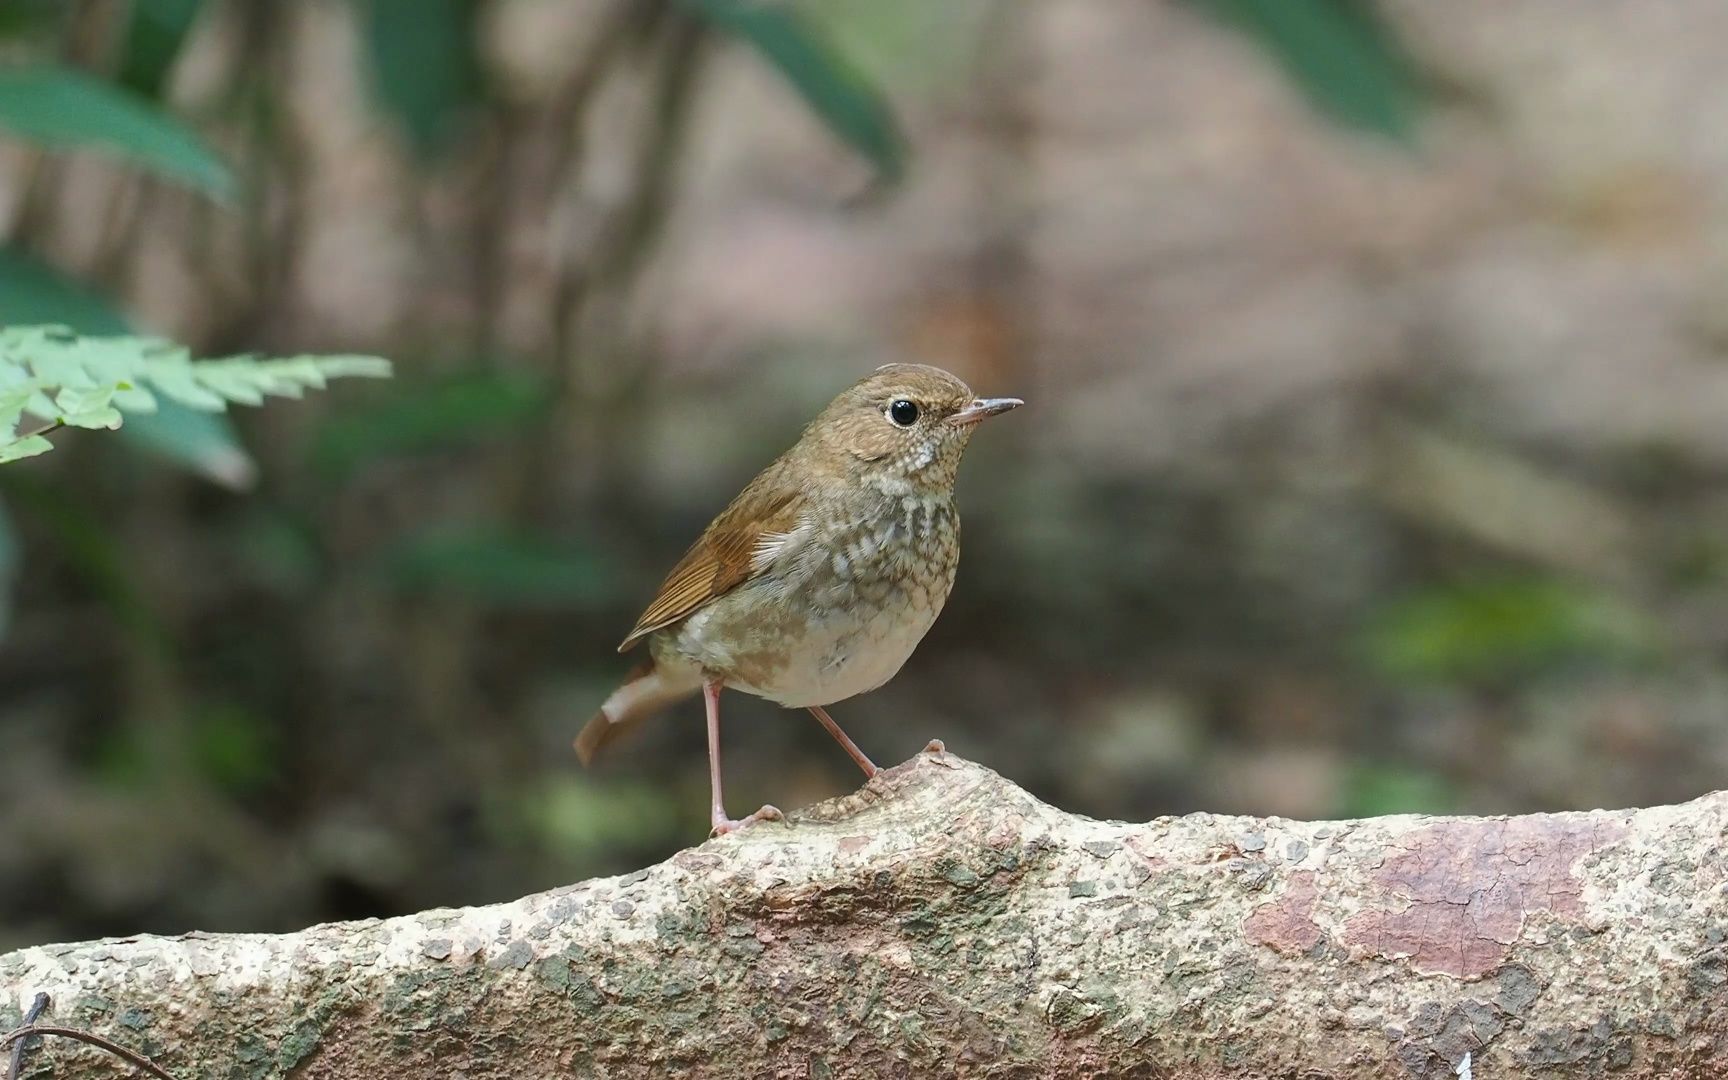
<box><xmin>277</xmin><ymin>984</ymin><xmax>356</xmax><ymax>1070</ymax></box>
<box><xmin>228</xmin><ymin>1032</ymin><xmax>272</xmax><ymax>1080</ymax></box>
<box><xmin>116</xmin><ymin>1006</ymin><xmax>152</xmax><ymax>1030</ymax></box>
<box><xmin>897</xmin><ymin>852</ymin><xmax>1027</xmax><ymax>960</ymax></box>
<box><xmin>567</xmin><ymin>970</ymin><xmax>605</xmax><ymax>1013</ymax></box>
<box><xmin>1047</xmin><ymin>989</ymin><xmax>1104</xmax><ymax>1033</ymax></box>
<box><xmin>277</xmin><ymin>1016</ymin><xmax>325</xmax><ymax>1071</ymax></box>
<box><xmin>486</xmin><ymin>939</ymin><xmax>533</xmax><ymax>971</ymax></box>
<box><xmin>723</xmin><ymin>936</ymin><xmax>765</xmax><ymax>960</ymax></box>
<box><xmin>939</xmin><ymin>859</ymin><xmax>981</xmax><ymax>888</ymax></box>
<box><xmin>654</xmin><ymin>904</ymin><xmax>729</xmax><ymax>950</ymax></box>
<box><xmin>535</xmin><ymin>954</ymin><xmax>571</xmax><ymax>992</ymax></box>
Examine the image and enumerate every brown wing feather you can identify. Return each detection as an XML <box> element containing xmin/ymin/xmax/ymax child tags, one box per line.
<box><xmin>617</xmin><ymin>464</ymin><xmax>806</xmax><ymax>652</ymax></box>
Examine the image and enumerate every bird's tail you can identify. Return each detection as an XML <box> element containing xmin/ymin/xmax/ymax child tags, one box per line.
<box><xmin>574</xmin><ymin>658</ymin><xmax>697</xmax><ymax>766</ymax></box>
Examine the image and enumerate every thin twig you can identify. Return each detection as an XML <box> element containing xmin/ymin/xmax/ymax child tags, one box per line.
<box><xmin>0</xmin><ymin>1023</ymin><xmax>178</xmax><ymax>1080</ymax></box>
<box><xmin>5</xmin><ymin>993</ymin><xmax>47</xmax><ymax>1080</ymax></box>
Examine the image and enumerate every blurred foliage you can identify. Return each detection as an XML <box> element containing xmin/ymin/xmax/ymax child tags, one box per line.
<box><xmin>1186</xmin><ymin>0</ymin><xmax>1423</xmax><ymax>139</ymax></box>
<box><xmin>358</xmin><ymin>0</ymin><xmax>484</xmax><ymax>160</ymax></box>
<box><xmin>1340</xmin><ymin>762</ymin><xmax>1457</xmax><ymax>818</ymax></box>
<box><xmin>116</xmin><ymin>0</ymin><xmax>206</xmax><ymax>99</ymax></box>
<box><xmin>0</xmin><ymin>469</ymin><xmax>157</xmax><ymax>637</ymax></box>
<box><xmin>94</xmin><ymin>700</ymin><xmax>279</xmax><ymax>796</ymax></box>
<box><xmin>0</xmin><ymin>248</ymin><xmax>128</xmax><ymax>334</ymax></box>
<box><xmin>505</xmin><ymin>776</ymin><xmax>685</xmax><ymax>862</ymax></box>
<box><xmin>309</xmin><ymin>371</ymin><xmax>552</xmax><ymax>480</ymax></box>
<box><xmin>685</xmin><ymin>0</ymin><xmax>907</xmax><ymax>183</ymax></box>
<box><xmin>371</xmin><ymin>527</ymin><xmax>623</xmax><ymax>608</ymax></box>
<box><xmin>799</xmin><ymin>0</ymin><xmax>991</xmax><ymax>94</ymax></box>
<box><xmin>0</xmin><ymin>1</ymin><xmax>59</xmax><ymax>40</ymax></box>
<box><xmin>0</xmin><ymin>65</ymin><xmax>233</xmax><ymax>197</ymax></box>
<box><xmin>1361</xmin><ymin>577</ymin><xmax>1662</xmax><ymax>685</ymax></box>
<box><xmin>186</xmin><ymin>701</ymin><xmax>280</xmax><ymax>796</ymax></box>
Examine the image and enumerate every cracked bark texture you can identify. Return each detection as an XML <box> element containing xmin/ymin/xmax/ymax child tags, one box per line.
<box><xmin>3</xmin><ymin>751</ymin><xmax>1725</xmax><ymax>1079</ymax></box>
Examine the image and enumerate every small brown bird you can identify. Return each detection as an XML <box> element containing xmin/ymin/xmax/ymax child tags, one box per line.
<box><xmin>576</xmin><ymin>364</ymin><xmax>1022</xmax><ymax>834</ymax></box>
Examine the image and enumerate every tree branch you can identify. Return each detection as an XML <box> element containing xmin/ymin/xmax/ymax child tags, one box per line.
<box><xmin>2</xmin><ymin>749</ymin><xmax>1724</xmax><ymax>1078</ymax></box>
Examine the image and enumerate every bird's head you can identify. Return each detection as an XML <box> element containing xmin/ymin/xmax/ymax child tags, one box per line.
<box><xmin>804</xmin><ymin>363</ymin><xmax>1022</xmax><ymax>495</ymax></box>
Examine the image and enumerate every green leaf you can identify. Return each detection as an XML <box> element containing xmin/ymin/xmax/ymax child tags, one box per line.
<box><xmin>372</xmin><ymin>527</ymin><xmax>622</xmax><ymax>608</ymax></box>
<box><xmin>0</xmin><ymin>64</ymin><xmax>234</xmax><ymax>196</ymax></box>
<box><xmin>111</xmin><ymin>382</ymin><xmax>159</xmax><ymax>413</ymax></box>
<box><xmin>356</xmin><ymin>0</ymin><xmax>483</xmax><ymax>160</ymax></box>
<box><xmin>0</xmin><ymin>383</ymin><xmax>38</xmax><ymax>433</ymax></box>
<box><xmin>0</xmin><ymin>247</ymin><xmax>254</xmax><ymax>483</ymax></box>
<box><xmin>0</xmin><ymin>435</ymin><xmax>51</xmax><ymax>463</ymax></box>
<box><xmin>683</xmin><ymin>0</ymin><xmax>906</xmax><ymax>183</ymax></box>
<box><xmin>192</xmin><ymin>355</ymin><xmax>393</xmax><ymax>405</ymax></box>
<box><xmin>53</xmin><ymin>381</ymin><xmax>117</xmax><ymax>417</ymax></box>
<box><xmin>143</xmin><ymin>358</ymin><xmax>227</xmax><ymax>410</ymax></box>
<box><xmin>59</xmin><ymin>406</ymin><xmax>124</xmax><ymax>430</ymax></box>
<box><xmin>117</xmin><ymin>0</ymin><xmax>207</xmax><ymax>99</ymax></box>
<box><xmin>0</xmin><ymin>325</ymin><xmax>392</xmax><ymax>469</ymax></box>
<box><xmin>1186</xmin><ymin>0</ymin><xmax>1422</xmax><ymax>141</ymax></box>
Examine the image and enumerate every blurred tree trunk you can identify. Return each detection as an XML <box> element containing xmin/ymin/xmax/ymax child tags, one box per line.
<box><xmin>2</xmin><ymin>751</ymin><xmax>1723</xmax><ymax>1079</ymax></box>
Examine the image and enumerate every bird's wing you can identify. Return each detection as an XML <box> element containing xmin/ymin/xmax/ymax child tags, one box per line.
<box><xmin>617</xmin><ymin>464</ymin><xmax>807</xmax><ymax>652</ymax></box>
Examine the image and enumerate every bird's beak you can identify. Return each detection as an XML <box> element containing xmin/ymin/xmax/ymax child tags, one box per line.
<box><xmin>949</xmin><ymin>397</ymin><xmax>1024</xmax><ymax>426</ymax></box>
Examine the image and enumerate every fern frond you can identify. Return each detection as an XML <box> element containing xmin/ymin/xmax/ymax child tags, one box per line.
<box><xmin>0</xmin><ymin>326</ymin><xmax>392</xmax><ymax>462</ymax></box>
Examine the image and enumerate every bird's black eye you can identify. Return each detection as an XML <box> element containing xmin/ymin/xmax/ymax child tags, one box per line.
<box><xmin>887</xmin><ymin>399</ymin><xmax>919</xmax><ymax>427</ymax></box>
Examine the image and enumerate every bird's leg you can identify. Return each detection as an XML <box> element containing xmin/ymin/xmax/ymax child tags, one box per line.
<box><xmin>705</xmin><ymin>680</ymin><xmax>728</xmax><ymax>830</ymax></box>
<box><xmin>706</xmin><ymin>679</ymin><xmax>782</xmax><ymax>836</ymax></box>
<box><xmin>806</xmin><ymin>704</ymin><xmax>879</xmax><ymax>778</ymax></box>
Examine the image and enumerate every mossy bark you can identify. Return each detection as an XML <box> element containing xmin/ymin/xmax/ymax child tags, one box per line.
<box><xmin>3</xmin><ymin>750</ymin><xmax>1726</xmax><ymax>1078</ymax></box>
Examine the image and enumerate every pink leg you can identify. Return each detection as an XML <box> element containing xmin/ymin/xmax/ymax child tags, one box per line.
<box><xmin>705</xmin><ymin>679</ymin><xmax>782</xmax><ymax>836</ymax></box>
<box><xmin>806</xmin><ymin>704</ymin><xmax>879</xmax><ymax>778</ymax></box>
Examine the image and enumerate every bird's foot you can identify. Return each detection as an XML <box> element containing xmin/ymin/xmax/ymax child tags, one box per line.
<box><xmin>922</xmin><ymin>739</ymin><xmax>947</xmax><ymax>756</ymax></box>
<box><xmin>710</xmin><ymin>804</ymin><xmax>784</xmax><ymax>837</ymax></box>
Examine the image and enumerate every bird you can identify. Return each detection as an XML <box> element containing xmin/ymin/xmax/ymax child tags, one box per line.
<box><xmin>575</xmin><ymin>363</ymin><xmax>1022</xmax><ymax>835</ymax></box>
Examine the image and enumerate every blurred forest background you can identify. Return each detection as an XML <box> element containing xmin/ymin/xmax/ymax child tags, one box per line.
<box><xmin>4</xmin><ymin>0</ymin><xmax>1728</xmax><ymax>950</ymax></box>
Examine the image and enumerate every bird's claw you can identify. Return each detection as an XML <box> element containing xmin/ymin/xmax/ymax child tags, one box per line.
<box><xmin>711</xmin><ymin>804</ymin><xmax>785</xmax><ymax>837</ymax></box>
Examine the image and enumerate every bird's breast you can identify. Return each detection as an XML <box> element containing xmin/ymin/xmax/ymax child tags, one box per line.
<box><xmin>656</xmin><ymin>495</ymin><xmax>960</xmax><ymax>707</ymax></box>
